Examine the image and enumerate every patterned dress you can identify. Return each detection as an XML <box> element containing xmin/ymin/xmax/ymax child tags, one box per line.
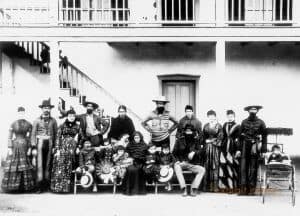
<box><xmin>1</xmin><ymin>119</ymin><xmax>35</xmax><ymax>192</ymax></box>
<box><xmin>50</xmin><ymin>120</ymin><xmax>81</xmax><ymax>193</ymax></box>
<box><xmin>203</xmin><ymin>122</ymin><xmax>223</xmax><ymax>192</ymax></box>
<box><xmin>218</xmin><ymin>122</ymin><xmax>241</xmax><ymax>192</ymax></box>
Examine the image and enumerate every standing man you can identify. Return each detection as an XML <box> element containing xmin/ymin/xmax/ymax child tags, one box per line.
<box><xmin>78</xmin><ymin>101</ymin><xmax>109</xmax><ymax>148</ymax></box>
<box><xmin>141</xmin><ymin>96</ymin><xmax>178</xmax><ymax>147</ymax></box>
<box><xmin>239</xmin><ymin>105</ymin><xmax>267</xmax><ymax>195</ymax></box>
<box><xmin>176</xmin><ymin>105</ymin><xmax>202</xmax><ymax>143</ymax></box>
<box><xmin>31</xmin><ymin>99</ymin><xmax>58</xmax><ymax>193</ymax></box>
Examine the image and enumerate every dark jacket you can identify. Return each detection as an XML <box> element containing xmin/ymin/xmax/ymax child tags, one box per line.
<box><xmin>176</xmin><ymin>115</ymin><xmax>203</xmax><ymax>142</ymax></box>
<box><xmin>107</xmin><ymin>115</ymin><xmax>135</xmax><ymax>140</ymax></box>
<box><xmin>158</xmin><ymin>152</ymin><xmax>176</xmax><ymax>166</ymax></box>
<box><xmin>240</xmin><ymin>116</ymin><xmax>267</xmax><ymax>153</ymax></box>
<box><xmin>77</xmin><ymin>113</ymin><xmax>109</xmax><ymax>138</ymax></box>
<box><xmin>173</xmin><ymin>136</ymin><xmax>204</xmax><ymax>165</ymax></box>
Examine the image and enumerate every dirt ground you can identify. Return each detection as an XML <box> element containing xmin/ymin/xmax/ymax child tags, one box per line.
<box><xmin>0</xmin><ymin>159</ymin><xmax>299</xmax><ymax>216</ymax></box>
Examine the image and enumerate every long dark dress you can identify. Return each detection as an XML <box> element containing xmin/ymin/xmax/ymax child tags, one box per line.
<box><xmin>203</xmin><ymin>122</ymin><xmax>223</xmax><ymax>192</ymax></box>
<box><xmin>1</xmin><ymin>119</ymin><xmax>35</xmax><ymax>192</ymax></box>
<box><xmin>218</xmin><ymin>122</ymin><xmax>241</xmax><ymax>192</ymax></box>
<box><xmin>50</xmin><ymin>120</ymin><xmax>81</xmax><ymax>193</ymax></box>
<box><xmin>122</xmin><ymin>140</ymin><xmax>148</xmax><ymax>195</ymax></box>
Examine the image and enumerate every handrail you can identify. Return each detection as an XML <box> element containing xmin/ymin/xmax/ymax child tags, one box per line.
<box><xmin>59</xmin><ymin>56</ymin><xmax>144</xmax><ymax>122</ymax></box>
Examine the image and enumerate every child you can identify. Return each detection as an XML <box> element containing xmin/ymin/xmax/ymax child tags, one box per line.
<box><xmin>158</xmin><ymin>143</ymin><xmax>176</xmax><ymax>191</ymax></box>
<box><xmin>76</xmin><ymin>140</ymin><xmax>96</xmax><ymax>174</ymax></box>
<box><xmin>112</xmin><ymin>145</ymin><xmax>133</xmax><ymax>181</ymax></box>
<box><xmin>267</xmin><ymin>144</ymin><xmax>290</xmax><ymax>164</ymax></box>
<box><xmin>143</xmin><ymin>143</ymin><xmax>160</xmax><ymax>184</ymax></box>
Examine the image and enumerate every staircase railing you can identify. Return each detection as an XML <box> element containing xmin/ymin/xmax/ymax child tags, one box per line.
<box><xmin>59</xmin><ymin>56</ymin><xmax>143</xmax><ymax>122</ymax></box>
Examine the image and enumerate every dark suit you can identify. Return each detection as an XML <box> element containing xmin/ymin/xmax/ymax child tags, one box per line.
<box><xmin>77</xmin><ymin>114</ymin><xmax>109</xmax><ymax>147</ymax></box>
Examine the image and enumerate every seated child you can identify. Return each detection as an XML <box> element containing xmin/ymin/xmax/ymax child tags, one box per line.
<box><xmin>112</xmin><ymin>145</ymin><xmax>133</xmax><ymax>181</ymax></box>
<box><xmin>158</xmin><ymin>143</ymin><xmax>176</xmax><ymax>191</ymax></box>
<box><xmin>143</xmin><ymin>143</ymin><xmax>160</xmax><ymax>184</ymax></box>
<box><xmin>267</xmin><ymin>144</ymin><xmax>290</xmax><ymax>164</ymax></box>
<box><xmin>76</xmin><ymin>140</ymin><xmax>96</xmax><ymax>174</ymax></box>
<box><xmin>96</xmin><ymin>145</ymin><xmax>115</xmax><ymax>184</ymax></box>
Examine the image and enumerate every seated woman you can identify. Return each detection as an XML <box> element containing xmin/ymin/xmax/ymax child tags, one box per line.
<box><xmin>122</xmin><ymin>131</ymin><xmax>148</xmax><ymax>195</ymax></box>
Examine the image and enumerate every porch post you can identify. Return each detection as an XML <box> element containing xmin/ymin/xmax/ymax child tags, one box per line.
<box><xmin>216</xmin><ymin>40</ymin><xmax>226</xmax><ymax>73</ymax></box>
<box><xmin>49</xmin><ymin>40</ymin><xmax>60</xmax><ymax>117</ymax></box>
<box><xmin>215</xmin><ymin>0</ymin><xmax>226</xmax><ymax>26</ymax></box>
<box><xmin>49</xmin><ymin>0</ymin><xmax>59</xmax><ymax>25</ymax></box>
<box><xmin>293</xmin><ymin>0</ymin><xmax>300</xmax><ymax>26</ymax></box>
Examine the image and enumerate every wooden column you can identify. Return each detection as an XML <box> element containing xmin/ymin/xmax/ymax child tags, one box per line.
<box><xmin>215</xmin><ymin>0</ymin><xmax>226</xmax><ymax>26</ymax></box>
<box><xmin>216</xmin><ymin>40</ymin><xmax>226</xmax><ymax>73</ymax></box>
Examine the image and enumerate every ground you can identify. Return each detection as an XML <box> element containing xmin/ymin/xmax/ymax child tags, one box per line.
<box><xmin>0</xmin><ymin>160</ymin><xmax>299</xmax><ymax>216</ymax></box>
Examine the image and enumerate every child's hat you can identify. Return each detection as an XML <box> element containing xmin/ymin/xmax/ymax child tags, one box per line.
<box><xmin>158</xmin><ymin>166</ymin><xmax>174</xmax><ymax>183</ymax></box>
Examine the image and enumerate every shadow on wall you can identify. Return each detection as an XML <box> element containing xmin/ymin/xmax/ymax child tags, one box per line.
<box><xmin>108</xmin><ymin>42</ymin><xmax>216</xmax><ymax>63</ymax></box>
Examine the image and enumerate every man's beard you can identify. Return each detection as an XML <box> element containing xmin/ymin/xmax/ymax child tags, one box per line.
<box><xmin>86</xmin><ymin>109</ymin><xmax>93</xmax><ymax>114</ymax></box>
<box><xmin>157</xmin><ymin>107</ymin><xmax>165</xmax><ymax>114</ymax></box>
<box><xmin>249</xmin><ymin>112</ymin><xmax>257</xmax><ymax>120</ymax></box>
<box><xmin>43</xmin><ymin>111</ymin><xmax>50</xmax><ymax>116</ymax></box>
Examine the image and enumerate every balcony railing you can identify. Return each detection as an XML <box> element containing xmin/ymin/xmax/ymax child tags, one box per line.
<box><xmin>0</xmin><ymin>0</ymin><xmax>297</xmax><ymax>27</ymax></box>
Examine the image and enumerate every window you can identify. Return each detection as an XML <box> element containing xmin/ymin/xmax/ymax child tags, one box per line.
<box><xmin>161</xmin><ymin>0</ymin><xmax>194</xmax><ymax>22</ymax></box>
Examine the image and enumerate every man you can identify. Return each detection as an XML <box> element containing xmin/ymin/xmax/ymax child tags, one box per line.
<box><xmin>78</xmin><ymin>101</ymin><xmax>109</xmax><ymax>148</ymax></box>
<box><xmin>176</xmin><ymin>105</ymin><xmax>202</xmax><ymax>143</ymax></box>
<box><xmin>239</xmin><ymin>105</ymin><xmax>267</xmax><ymax>195</ymax></box>
<box><xmin>108</xmin><ymin>105</ymin><xmax>135</xmax><ymax>143</ymax></box>
<box><xmin>141</xmin><ymin>96</ymin><xmax>178</xmax><ymax>147</ymax></box>
<box><xmin>173</xmin><ymin>124</ymin><xmax>206</xmax><ymax>197</ymax></box>
<box><xmin>31</xmin><ymin>99</ymin><xmax>58</xmax><ymax>193</ymax></box>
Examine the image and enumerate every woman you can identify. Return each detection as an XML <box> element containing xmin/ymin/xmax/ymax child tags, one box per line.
<box><xmin>1</xmin><ymin>107</ymin><xmax>35</xmax><ymax>192</ymax></box>
<box><xmin>218</xmin><ymin>110</ymin><xmax>241</xmax><ymax>193</ymax></box>
<box><xmin>122</xmin><ymin>131</ymin><xmax>148</xmax><ymax>195</ymax></box>
<box><xmin>203</xmin><ymin>110</ymin><xmax>223</xmax><ymax>192</ymax></box>
<box><xmin>50</xmin><ymin>109</ymin><xmax>82</xmax><ymax>193</ymax></box>
<box><xmin>108</xmin><ymin>105</ymin><xmax>135</xmax><ymax>143</ymax></box>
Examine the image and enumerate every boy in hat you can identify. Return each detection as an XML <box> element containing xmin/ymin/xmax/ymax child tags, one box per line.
<box><xmin>31</xmin><ymin>99</ymin><xmax>58</xmax><ymax>193</ymax></box>
<box><xmin>239</xmin><ymin>105</ymin><xmax>267</xmax><ymax>195</ymax></box>
<box><xmin>157</xmin><ymin>143</ymin><xmax>176</xmax><ymax>191</ymax></box>
<box><xmin>112</xmin><ymin>145</ymin><xmax>133</xmax><ymax>181</ymax></box>
<box><xmin>142</xmin><ymin>96</ymin><xmax>178</xmax><ymax>147</ymax></box>
<box><xmin>173</xmin><ymin>124</ymin><xmax>206</xmax><ymax>196</ymax></box>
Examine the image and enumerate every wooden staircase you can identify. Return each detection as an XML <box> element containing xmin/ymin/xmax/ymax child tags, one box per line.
<box><xmin>7</xmin><ymin>41</ymin><xmax>144</xmax><ymax>124</ymax></box>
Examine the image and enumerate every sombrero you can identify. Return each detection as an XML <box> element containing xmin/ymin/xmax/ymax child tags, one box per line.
<box><xmin>38</xmin><ymin>99</ymin><xmax>54</xmax><ymax>109</ymax></box>
<box><xmin>244</xmin><ymin>105</ymin><xmax>263</xmax><ymax>111</ymax></box>
<box><xmin>80</xmin><ymin>172</ymin><xmax>94</xmax><ymax>188</ymax></box>
<box><xmin>83</xmin><ymin>101</ymin><xmax>99</xmax><ymax>109</ymax></box>
<box><xmin>152</xmin><ymin>96</ymin><xmax>169</xmax><ymax>103</ymax></box>
<box><xmin>158</xmin><ymin>166</ymin><xmax>174</xmax><ymax>183</ymax></box>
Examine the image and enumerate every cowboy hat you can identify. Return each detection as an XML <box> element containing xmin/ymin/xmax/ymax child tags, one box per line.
<box><xmin>38</xmin><ymin>99</ymin><xmax>54</xmax><ymax>109</ymax></box>
<box><xmin>158</xmin><ymin>166</ymin><xmax>174</xmax><ymax>183</ymax></box>
<box><xmin>152</xmin><ymin>96</ymin><xmax>169</xmax><ymax>103</ymax></box>
<box><xmin>244</xmin><ymin>105</ymin><xmax>263</xmax><ymax>111</ymax></box>
<box><xmin>80</xmin><ymin>172</ymin><xmax>94</xmax><ymax>188</ymax></box>
<box><xmin>83</xmin><ymin>101</ymin><xmax>99</xmax><ymax>109</ymax></box>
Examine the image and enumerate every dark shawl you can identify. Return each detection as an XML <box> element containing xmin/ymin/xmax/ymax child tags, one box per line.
<box><xmin>108</xmin><ymin>115</ymin><xmax>135</xmax><ymax>140</ymax></box>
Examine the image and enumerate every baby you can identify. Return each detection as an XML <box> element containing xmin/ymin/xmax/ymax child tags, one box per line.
<box><xmin>112</xmin><ymin>145</ymin><xmax>133</xmax><ymax>181</ymax></box>
<box><xmin>267</xmin><ymin>144</ymin><xmax>290</xmax><ymax>164</ymax></box>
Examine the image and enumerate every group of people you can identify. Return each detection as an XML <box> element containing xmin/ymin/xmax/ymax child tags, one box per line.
<box><xmin>1</xmin><ymin>95</ymin><xmax>270</xmax><ymax>196</ymax></box>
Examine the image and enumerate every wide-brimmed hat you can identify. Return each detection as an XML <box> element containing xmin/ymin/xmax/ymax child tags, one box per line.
<box><xmin>80</xmin><ymin>172</ymin><xmax>94</xmax><ymax>188</ymax></box>
<box><xmin>83</xmin><ymin>101</ymin><xmax>99</xmax><ymax>109</ymax></box>
<box><xmin>38</xmin><ymin>99</ymin><xmax>54</xmax><ymax>109</ymax></box>
<box><xmin>244</xmin><ymin>105</ymin><xmax>263</xmax><ymax>111</ymax></box>
<box><xmin>158</xmin><ymin>166</ymin><xmax>174</xmax><ymax>183</ymax></box>
<box><xmin>152</xmin><ymin>96</ymin><xmax>169</xmax><ymax>103</ymax></box>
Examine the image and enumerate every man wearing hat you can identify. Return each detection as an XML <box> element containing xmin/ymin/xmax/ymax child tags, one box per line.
<box><xmin>141</xmin><ymin>96</ymin><xmax>178</xmax><ymax>147</ymax></box>
<box><xmin>77</xmin><ymin>101</ymin><xmax>109</xmax><ymax>148</ymax></box>
<box><xmin>31</xmin><ymin>99</ymin><xmax>58</xmax><ymax>193</ymax></box>
<box><xmin>59</xmin><ymin>101</ymin><xmax>109</xmax><ymax>148</ymax></box>
<box><xmin>239</xmin><ymin>105</ymin><xmax>267</xmax><ymax>195</ymax></box>
<box><xmin>173</xmin><ymin>124</ymin><xmax>206</xmax><ymax>196</ymax></box>
<box><xmin>176</xmin><ymin>105</ymin><xmax>203</xmax><ymax>142</ymax></box>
